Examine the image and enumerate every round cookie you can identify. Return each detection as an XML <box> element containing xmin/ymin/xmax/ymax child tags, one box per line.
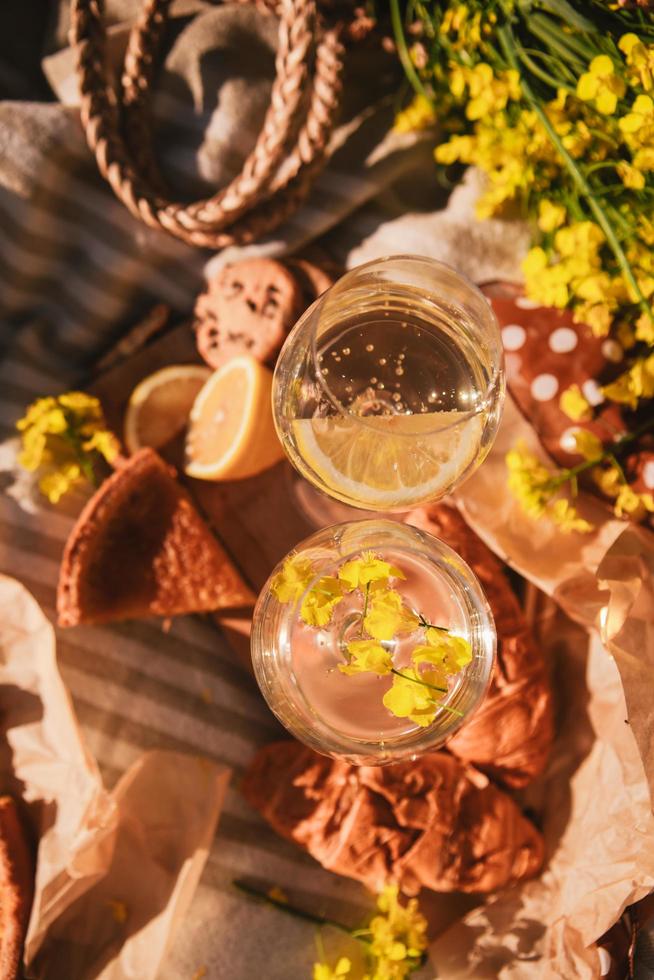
<box><xmin>194</xmin><ymin>258</ymin><xmax>303</xmax><ymax>370</ymax></box>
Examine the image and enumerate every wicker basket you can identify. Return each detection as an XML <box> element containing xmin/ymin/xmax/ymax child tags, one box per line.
<box><xmin>70</xmin><ymin>0</ymin><xmax>345</xmax><ymax>248</ymax></box>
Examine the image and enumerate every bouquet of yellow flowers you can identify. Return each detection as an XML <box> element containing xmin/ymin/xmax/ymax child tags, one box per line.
<box><xmin>392</xmin><ymin>0</ymin><xmax>654</xmax><ymax>529</ymax></box>
<box><xmin>17</xmin><ymin>392</ymin><xmax>119</xmax><ymax>503</ymax></box>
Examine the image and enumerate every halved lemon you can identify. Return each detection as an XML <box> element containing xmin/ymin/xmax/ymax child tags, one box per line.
<box><xmin>291</xmin><ymin>411</ymin><xmax>483</xmax><ymax>510</ymax></box>
<box><xmin>124</xmin><ymin>364</ymin><xmax>211</xmax><ymax>454</ymax></box>
<box><xmin>185</xmin><ymin>356</ymin><xmax>284</xmax><ymax>480</ymax></box>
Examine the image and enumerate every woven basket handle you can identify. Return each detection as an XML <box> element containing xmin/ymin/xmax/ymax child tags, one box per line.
<box><xmin>70</xmin><ymin>0</ymin><xmax>344</xmax><ymax>248</ymax></box>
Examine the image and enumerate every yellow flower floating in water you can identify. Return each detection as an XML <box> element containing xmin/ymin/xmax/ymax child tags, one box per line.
<box><xmin>16</xmin><ymin>391</ymin><xmax>119</xmax><ymax>503</ymax></box>
<box><xmin>300</xmin><ymin>576</ymin><xmax>345</xmax><ymax>628</ymax></box>
<box><xmin>339</xmin><ymin>640</ymin><xmax>392</xmax><ymax>677</ymax></box>
<box><xmin>270</xmin><ymin>554</ymin><xmax>317</xmax><ymax>603</ymax></box>
<box><xmin>339</xmin><ymin>552</ymin><xmax>405</xmax><ymax>591</ymax></box>
<box><xmin>272</xmin><ymin>552</ymin><xmax>471</xmax><ymax>727</ymax></box>
<box><xmin>363</xmin><ymin>589</ymin><xmax>418</xmax><ymax>642</ymax></box>
<box><xmin>383</xmin><ymin>668</ymin><xmax>449</xmax><ymax>728</ymax></box>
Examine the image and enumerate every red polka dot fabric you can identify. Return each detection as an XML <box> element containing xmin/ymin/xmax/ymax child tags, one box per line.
<box><xmin>482</xmin><ymin>282</ymin><xmax>654</xmax><ymax>520</ymax></box>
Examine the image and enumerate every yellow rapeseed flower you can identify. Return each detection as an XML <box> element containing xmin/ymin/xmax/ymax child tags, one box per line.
<box><xmin>560</xmin><ymin>385</ymin><xmax>593</xmax><ymax>422</ymax></box>
<box><xmin>313</xmin><ymin>958</ymin><xmax>351</xmax><ymax>980</ymax></box>
<box><xmin>338</xmin><ymin>552</ymin><xmax>404</xmax><ymax>591</ymax></box>
<box><xmin>270</xmin><ymin>554</ymin><xmax>316</xmax><ymax>603</ymax></box>
<box><xmin>617</xmin><ymin>160</ymin><xmax>646</xmax><ymax>189</ymax></box>
<box><xmin>506</xmin><ymin>442</ymin><xmax>554</xmax><ymax>514</ymax></box>
<box><xmin>636</xmin><ymin>310</ymin><xmax>654</xmax><ymax>344</ymax></box>
<box><xmin>602</xmin><ymin>353</ymin><xmax>654</xmax><ymax>408</ymax></box>
<box><xmin>577</xmin><ymin>55</ymin><xmax>626</xmax><ymax>114</ymax></box>
<box><xmin>393</xmin><ymin>95</ymin><xmax>436</xmax><ymax>134</ymax></box>
<box><xmin>614</xmin><ymin>484</ymin><xmax>654</xmax><ymax>520</ymax></box>
<box><xmin>300</xmin><ymin>576</ymin><xmax>345</xmax><ymax>628</ymax></box>
<box><xmin>413</xmin><ymin>630</ymin><xmax>472</xmax><ymax>674</ymax></box>
<box><xmin>572</xmin><ymin>429</ymin><xmax>603</xmax><ymax>460</ymax></box>
<box><xmin>39</xmin><ymin>462</ymin><xmax>82</xmax><ymax>504</ymax></box>
<box><xmin>363</xmin><ymin>589</ymin><xmax>418</xmax><ymax>641</ymax></box>
<box><xmin>382</xmin><ymin>668</ymin><xmax>442</xmax><ymax>727</ymax></box>
<box><xmin>619</xmin><ymin>33</ymin><xmax>654</xmax><ymax>92</ymax></box>
<box><xmin>538</xmin><ymin>200</ymin><xmax>567</xmax><ymax>232</ymax></box>
<box><xmin>339</xmin><ymin>639</ymin><xmax>392</xmax><ymax>677</ymax></box>
<box><xmin>573</xmin><ymin>302</ymin><xmax>613</xmax><ymax>337</ymax></box>
<box><xmin>619</xmin><ymin>94</ymin><xmax>654</xmax><ymax>143</ymax></box>
<box><xmin>549</xmin><ymin>499</ymin><xmax>593</xmax><ymax>534</ymax></box>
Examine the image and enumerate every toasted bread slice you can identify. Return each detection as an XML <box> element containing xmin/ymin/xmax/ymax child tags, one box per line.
<box><xmin>0</xmin><ymin>797</ymin><xmax>33</xmax><ymax>980</ymax></box>
<box><xmin>57</xmin><ymin>448</ymin><xmax>254</xmax><ymax>626</ymax></box>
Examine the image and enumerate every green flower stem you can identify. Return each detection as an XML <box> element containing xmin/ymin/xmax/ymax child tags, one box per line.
<box><xmin>391</xmin><ymin>667</ymin><xmax>448</xmax><ymax>695</ymax></box>
<box><xmin>515</xmin><ymin>47</ymin><xmax>576</xmax><ymax>92</ymax></box>
<box><xmin>60</xmin><ymin>414</ymin><xmax>98</xmax><ymax>487</ymax></box>
<box><xmin>359</xmin><ymin>582</ymin><xmax>371</xmax><ymax>639</ymax></box>
<box><xmin>544</xmin><ymin>414</ymin><xmax>654</xmax><ymax>492</ymax></box>
<box><xmin>234</xmin><ymin>881</ymin><xmax>353</xmax><ymax>938</ymax></box>
<box><xmin>389</xmin><ymin>0</ymin><xmax>431</xmax><ymax>101</ymax></box>
<box><xmin>497</xmin><ymin>22</ymin><xmax>654</xmax><ymax>329</ymax></box>
<box><xmin>417</xmin><ymin>614</ymin><xmax>448</xmax><ymax>632</ymax></box>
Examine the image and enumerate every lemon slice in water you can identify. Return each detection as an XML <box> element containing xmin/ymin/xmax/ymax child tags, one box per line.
<box><xmin>292</xmin><ymin>411</ymin><xmax>483</xmax><ymax>509</ymax></box>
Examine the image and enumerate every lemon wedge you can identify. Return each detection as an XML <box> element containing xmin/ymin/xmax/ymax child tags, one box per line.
<box><xmin>124</xmin><ymin>364</ymin><xmax>211</xmax><ymax>454</ymax></box>
<box><xmin>185</xmin><ymin>356</ymin><xmax>284</xmax><ymax>480</ymax></box>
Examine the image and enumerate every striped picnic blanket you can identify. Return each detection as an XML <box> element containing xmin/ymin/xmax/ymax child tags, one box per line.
<box><xmin>0</xmin><ymin>3</ymin><xmax>436</xmax><ymax>977</ymax></box>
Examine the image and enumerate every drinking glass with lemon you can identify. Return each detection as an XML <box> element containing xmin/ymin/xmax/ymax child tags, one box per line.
<box><xmin>272</xmin><ymin>256</ymin><xmax>505</xmax><ymax>513</ymax></box>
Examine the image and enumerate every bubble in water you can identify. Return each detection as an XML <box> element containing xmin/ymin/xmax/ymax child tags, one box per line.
<box><xmin>395</xmin><ymin>367</ymin><xmax>404</xmax><ymax>376</ymax></box>
<box><xmin>428</xmin><ymin>391</ymin><xmax>438</xmax><ymax>403</ymax></box>
<box><xmin>322</xmin><ymin>368</ymin><xmax>329</xmax><ymax>376</ymax></box>
<box><xmin>342</xmin><ymin>347</ymin><xmax>351</xmax><ymax>356</ymax></box>
<box><xmin>376</xmin><ymin>382</ymin><xmax>385</xmax><ymax>390</ymax></box>
<box><xmin>392</xmin><ymin>392</ymin><xmax>402</xmax><ymax>402</ymax></box>
<box><xmin>378</xmin><ymin>358</ymin><xmax>387</xmax><ymax>367</ymax></box>
<box><xmin>398</xmin><ymin>353</ymin><xmax>406</xmax><ymax>360</ymax></box>
<box><xmin>366</xmin><ymin>344</ymin><xmax>374</xmax><ymax>352</ymax></box>
<box><xmin>334</xmin><ymin>356</ymin><xmax>342</xmax><ymax>362</ymax></box>
<box><xmin>345</xmin><ymin>385</ymin><xmax>353</xmax><ymax>394</ymax></box>
<box><xmin>370</xmin><ymin>377</ymin><xmax>378</xmax><ymax>385</ymax></box>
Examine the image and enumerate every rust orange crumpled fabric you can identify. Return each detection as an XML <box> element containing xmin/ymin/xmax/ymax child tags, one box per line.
<box><xmin>408</xmin><ymin>505</ymin><xmax>555</xmax><ymax>789</ymax></box>
<box><xmin>243</xmin><ymin>742</ymin><xmax>544</xmax><ymax>896</ymax></box>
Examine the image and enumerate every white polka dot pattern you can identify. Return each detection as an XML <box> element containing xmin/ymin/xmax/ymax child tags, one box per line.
<box><xmin>502</xmin><ymin>324</ymin><xmax>527</xmax><ymax>351</ymax></box>
<box><xmin>515</xmin><ymin>296</ymin><xmax>540</xmax><ymax>310</ymax></box>
<box><xmin>601</xmin><ymin>339</ymin><xmax>623</xmax><ymax>363</ymax></box>
<box><xmin>531</xmin><ymin>373</ymin><xmax>559</xmax><ymax>401</ymax></box>
<box><xmin>582</xmin><ymin>379</ymin><xmax>604</xmax><ymax>406</ymax></box>
<box><xmin>559</xmin><ymin>427</ymin><xmax>580</xmax><ymax>453</ymax></box>
<box><xmin>549</xmin><ymin>327</ymin><xmax>578</xmax><ymax>353</ymax></box>
<box><xmin>643</xmin><ymin>460</ymin><xmax>654</xmax><ymax>490</ymax></box>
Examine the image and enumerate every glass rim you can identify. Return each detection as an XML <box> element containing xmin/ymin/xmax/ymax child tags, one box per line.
<box><xmin>307</xmin><ymin>253</ymin><xmax>504</xmax><ymax>437</ymax></box>
<box><xmin>251</xmin><ymin>518</ymin><xmax>497</xmax><ymax>763</ymax></box>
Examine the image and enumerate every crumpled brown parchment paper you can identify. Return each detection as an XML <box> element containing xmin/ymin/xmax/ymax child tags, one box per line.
<box><xmin>0</xmin><ymin>573</ymin><xmax>230</xmax><ymax>979</ymax></box>
<box><xmin>420</xmin><ymin>393</ymin><xmax>654</xmax><ymax>978</ymax></box>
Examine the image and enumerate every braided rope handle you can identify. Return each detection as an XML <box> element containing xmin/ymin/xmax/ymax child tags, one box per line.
<box><xmin>71</xmin><ymin>0</ymin><xmax>344</xmax><ymax>248</ymax></box>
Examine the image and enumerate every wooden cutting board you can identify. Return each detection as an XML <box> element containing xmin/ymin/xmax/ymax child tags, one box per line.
<box><xmin>91</xmin><ymin>313</ymin><xmax>316</xmax><ymax>664</ymax></box>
